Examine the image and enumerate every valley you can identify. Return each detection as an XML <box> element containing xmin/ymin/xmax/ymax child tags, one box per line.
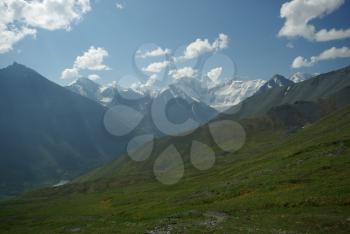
<box><xmin>0</xmin><ymin>63</ymin><xmax>349</xmax><ymax>233</ymax></box>
<box><xmin>1</xmin><ymin>106</ymin><xmax>349</xmax><ymax>233</ymax></box>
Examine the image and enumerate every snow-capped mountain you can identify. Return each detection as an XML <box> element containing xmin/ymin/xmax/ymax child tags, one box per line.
<box><xmin>66</xmin><ymin>76</ymin><xmax>268</xmax><ymax>113</ymax></box>
<box><xmin>98</xmin><ymin>83</ymin><xmax>117</xmax><ymax>105</ymax></box>
<box><xmin>66</xmin><ymin>77</ymin><xmax>101</xmax><ymax>101</ymax></box>
<box><xmin>66</xmin><ymin>77</ymin><xmax>218</xmax><ymax>136</ymax></box>
<box><xmin>289</xmin><ymin>72</ymin><xmax>314</xmax><ymax>83</ymax></box>
<box><xmin>257</xmin><ymin>74</ymin><xmax>294</xmax><ymax>94</ymax></box>
<box><xmin>164</xmin><ymin>77</ymin><xmax>266</xmax><ymax>111</ymax></box>
<box><xmin>208</xmin><ymin>79</ymin><xmax>266</xmax><ymax>110</ymax></box>
<box><xmin>168</xmin><ymin>77</ymin><xmax>208</xmax><ymax>102</ymax></box>
<box><xmin>66</xmin><ymin>78</ymin><xmax>147</xmax><ymax>107</ymax></box>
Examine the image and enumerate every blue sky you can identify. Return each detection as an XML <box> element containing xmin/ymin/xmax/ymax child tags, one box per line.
<box><xmin>0</xmin><ymin>0</ymin><xmax>349</xmax><ymax>86</ymax></box>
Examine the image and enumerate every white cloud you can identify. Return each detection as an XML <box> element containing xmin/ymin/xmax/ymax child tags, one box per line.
<box><xmin>61</xmin><ymin>46</ymin><xmax>109</xmax><ymax>79</ymax></box>
<box><xmin>136</xmin><ymin>47</ymin><xmax>171</xmax><ymax>58</ymax></box>
<box><xmin>292</xmin><ymin>46</ymin><xmax>350</xmax><ymax>68</ymax></box>
<box><xmin>317</xmin><ymin>46</ymin><xmax>350</xmax><ymax>60</ymax></box>
<box><xmin>0</xmin><ymin>26</ymin><xmax>36</xmax><ymax>53</ymax></box>
<box><xmin>291</xmin><ymin>56</ymin><xmax>314</xmax><ymax>68</ymax></box>
<box><xmin>131</xmin><ymin>74</ymin><xmax>160</xmax><ymax>91</ymax></box>
<box><xmin>315</xmin><ymin>28</ymin><xmax>350</xmax><ymax>42</ymax></box>
<box><xmin>0</xmin><ymin>0</ymin><xmax>91</xmax><ymax>53</ymax></box>
<box><xmin>183</xmin><ymin>39</ymin><xmax>212</xmax><ymax>59</ymax></box>
<box><xmin>168</xmin><ymin>67</ymin><xmax>198</xmax><ymax>79</ymax></box>
<box><xmin>213</xmin><ymin>33</ymin><xmax>229</xmax><ymax>50</ymax></box>
<box><xmin>142</xmin><ymin>61</ymin><xmax>170</xmax><ymax>73</ymax></box>
<box><xmin>61</xmin><ymin>68</ymin><xmax>80</xmax><ymax>80</ymax></box>
<box><xmin>88</xmin><ymin>74</ymin><xmax>101</xmax><ymax>81</ymax></box>
<box><xmin>181</xmin><ymin>33</ymin><xmax>230</xmax><ymax>60</ymax></box>
<box><xmin>278</xmin><ymin>0</ymin><xmax>350</xmax><ymax>42</ymax></box>
<box><xmin>74</xmin><ymin>46</ymin><xmax>110</xmax><ymax>71</ymax></box>
<box><xmin>116</xmin><ymin>3</ymin><xmax>124</xmax><ymax>10</ymax></box>
<box><xmin>207</xmin><ymin>67</ymin><xmax>222</xmax><ymax>82</ymax></box>
<box><xmin>144</xmin><ymin>74</ymin><xmax>159</xmax><ymax>87</ymax></box>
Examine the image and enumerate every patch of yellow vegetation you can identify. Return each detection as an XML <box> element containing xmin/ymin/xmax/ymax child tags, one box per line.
<box><xmin>100</xmin><ymin>197</ymin><xmax>112</xmax><ymax>209</ymax></box>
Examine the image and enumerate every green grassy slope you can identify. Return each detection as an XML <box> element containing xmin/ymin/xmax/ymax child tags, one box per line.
<box><xmin>1</xmin><ymin>106</ymin><xmax>350</xmax><ymax>233</ymax></box>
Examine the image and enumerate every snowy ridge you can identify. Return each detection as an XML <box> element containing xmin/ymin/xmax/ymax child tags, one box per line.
<box><xmin>66</xmin><ymin>76</ymin><xmax>272</xmax><ymax>112</ymax></box>
<box><xmin>209</xmin><ymin>79</ymin><xmax>266</xmax><ymax>108</ymax></box>
<box><xmin>289</xmin><ymin>72</ymin><xmax>314</xmax><ymax>83</ymax></box>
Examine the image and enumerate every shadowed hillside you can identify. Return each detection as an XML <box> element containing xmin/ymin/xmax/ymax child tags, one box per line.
<box><xmin>0</xmin><ymin>63</ymin><xmax>128</xmax><ymax>198</ymax></box>
<box><xmin>228</xmin><ymin>65</ymin><xmax>350</xmax><ymax>120</ymax></box>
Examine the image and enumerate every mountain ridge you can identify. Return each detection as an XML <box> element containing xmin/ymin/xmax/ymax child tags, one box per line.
<box><xmin>227</xmin><ymin>65</ymin><xmax>350</xmax><ymax>120</ymax></box>
<box><xmin>0</xmin><ymin>63</ymin><xmax>130</xmax><ymax>198</ymax></box>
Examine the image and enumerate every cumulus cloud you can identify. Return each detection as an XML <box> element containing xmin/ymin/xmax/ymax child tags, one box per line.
<box><xmin>278</xmin><ymin>0</ymin><xmax>350</xmax><ymax>42</ymax></box>
<box><xmin>292</xmin><ymin>46</ymin><xmax>350</xmax><ymax>68</ymax></box>
<box><xmin>88</xmin><ymin>74</ymin><xmax>101</xmax><ymax>81</ymax></box>
<box><xmin>61</xmin><ymin>68</ymin><xmax>80</xmax><ymax>80</ymax></box>
<box><xmin>213</xmin><ymin>33</ymin><xmax>229</xmax><ymax>50</ymax></box>
<box><xmin>0</xmin><ymin>0</ymin><xmax>91</xmax><ymax>53</ymax></box>
<box><xmin>0</xmin><ymin>26</ymin><xmax>36</xmax><ymax>54</ymax></box>
<box><xmin>61</xmin><ymin>46</ymin><xmax>109</xmax><ymax>79</ymax></box>
<box><xmin>168</xmin><ymin>67</ymin><xmax>198</xmax><ymax>79</ymax></box>
<box><xmin>207</xmin><ymin>67</ymin><xmax>223</xmax><ymax>82</ymax></box>
<box><xmin>292</xmin><ymin>56</ymin><xmax>313</xmax><ymax>68</ymax></box>
<box><xmin>131</xmin><ymin>74</ymin><xmax>160</xmax><ymax>92</ymax></box>
<box><xmin>74</xmin><ymin>46</ymin><xmax>110</xmax><ymax>71</ymax></box>
<box><xmin>180</xmin><ymin>33</ymin><xmax>229</xmax><ymax>60</ymax></box>
<box><xmin>136</xmin><ymin>47</ymin><xmax>171</xmax><ymax>58</ymax></box>
<box><xmin>315</xmin><ymin>28</ymin><xmax>350</xmax><ymax>42</ymax></box>
<box><xmin>142</xmin><ymin>61</ymin><xmax>170</xmax><ymax>73</ymax></box>
<box><xmin>144</xmin><ymin>74</ymin><xmax>159</xmax><ymax>87</ymax></box>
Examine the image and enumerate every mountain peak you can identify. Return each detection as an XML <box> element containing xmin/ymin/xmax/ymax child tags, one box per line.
<box><xmin>71</xmin><ymin>77</ymin><xmax>100</xmax><ymax>86</ymax></box>
<box><xmin>5</xmin><ymin>62</ymin><xmax>29</xmax><ymax>71</ymax></box>
<box><xmin>289</xmin><ymin>72</ymin><xmax>314</xmax><ymax>83</ymax></box>
<box><xmin>66</xmin><ymin>77</ymin><xmax>101</xmax><ymax>101</ymax></box>
<box><xmin>271</xmin><ymin>74</ymin><xmax>288</xmax><ymax>81</ymax></box>
<box><xmin>0</xmin><ymin>62</ymin><xmax>49</xmax><ymax>85</ymax></box>
<box><xmin>269</xmin><ymin>74</ymin><xmax>293</xmax><ymax>84</ymax></box>
<box><xmin>257</xmin><ymin>74</ymin><xmax>293</xmax><ymax>94</ymax></box>
<box><xmin>11</xmin><ymin>61</ymin><xmax>23</xmax><ymax>67</ymax></box>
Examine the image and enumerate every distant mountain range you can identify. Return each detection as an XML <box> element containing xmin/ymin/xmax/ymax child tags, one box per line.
<box><xmin>67</xmin><ymin>72</ymin><xmax>313</xmax><ymax>113</ymax></box>
<box><xmin>74</xmin><ymin>65</ymin><xmax>350</xmax><ymax>194</ymax></box>
<box><xmin>67</xmin><ymin>77</ymin><xmax>219</xmax><ymax>136</ymax></box>
<box><xmin>1</xmin><ymin>62</ymin><xmax>348</xmax><ymax>199</ymax></box>
<box><xmin>228</xmin><ymin>65</ymin><xmax>350</xmax><ymax>120</ymax></box>
<box><xmin>77</xmin><ymin>65</ymin><xmax>350</xmax><ymax>185</ymax></box>
<box><xmin>2</xmin><ymin>78</ymin><xmax>350</xmax><ymax>234</ymax></box>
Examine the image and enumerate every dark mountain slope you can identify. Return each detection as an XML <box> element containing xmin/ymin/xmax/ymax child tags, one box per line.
<box><xmin>0</xmin><ymin>63</ymin><xmax>126</xmax><ymax>198</ymax></box>
<box><xmin>230</xmin><ymin>65</ymin><xmax>350</xmax><ymax>119</ymax></box>
<box><xmin>257</xmin><ymin>74</ymin><xmax>294</xmax><ymax>94</ymax></box>
<box><xmin>266</xmin><ymin>85</ymin><xmax>350</xmax><ymax>129</ymax></box>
